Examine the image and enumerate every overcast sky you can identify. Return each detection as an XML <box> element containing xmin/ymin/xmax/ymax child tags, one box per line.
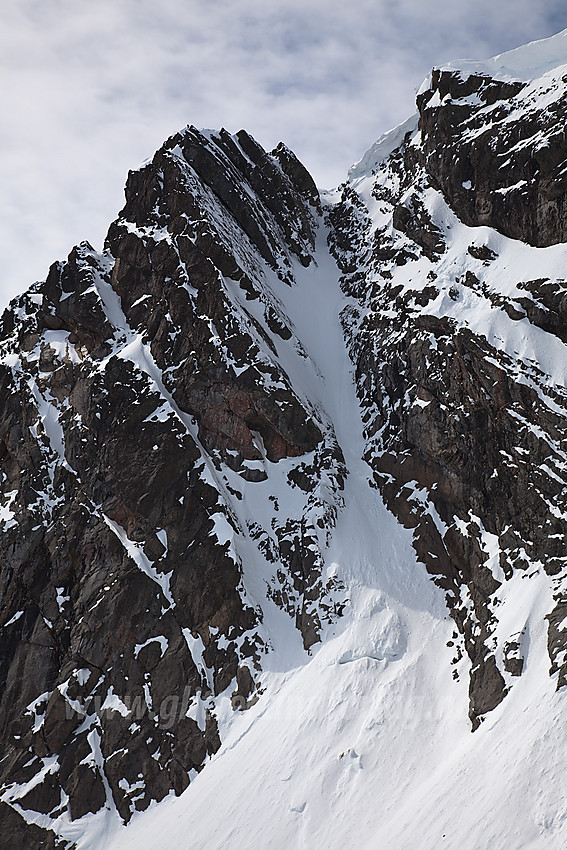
<box><xmin>2</xmin><ymin>1</ymin><xmax>567</xmax><ymax>309</ymax></box>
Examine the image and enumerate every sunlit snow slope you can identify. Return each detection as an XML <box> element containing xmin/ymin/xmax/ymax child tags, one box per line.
<box><xmin>105</xmin><ymin>222</ymin><xmax>567</xmax><ymax>850</ymax></box>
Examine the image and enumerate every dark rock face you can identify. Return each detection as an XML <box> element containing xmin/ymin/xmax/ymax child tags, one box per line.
<box><xmin>418</xmin><ymin>68</ymin><xmax>567</xmax><ymax>247</ymax></box>
<box><xmin>0</xmin><ymin>128</ymin><xmax>346</xmax><ymax>846</ymax></box>
<box><xmin>0</xmin><ymin>802</ymin><xmax>72</xmax><ymax>849</ymax></box>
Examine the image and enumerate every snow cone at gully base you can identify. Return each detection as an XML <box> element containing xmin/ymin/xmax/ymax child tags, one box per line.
<box><xmin>1</xmin><ymin>28</ymin><xmax>567</xmax><ymax>850</ymax></box>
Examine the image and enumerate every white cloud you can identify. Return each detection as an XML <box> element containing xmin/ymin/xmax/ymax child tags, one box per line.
<box><xmin>1</xmin><ymin>0</ymin><xmax>566</xmax><ymax>307</ymax></box>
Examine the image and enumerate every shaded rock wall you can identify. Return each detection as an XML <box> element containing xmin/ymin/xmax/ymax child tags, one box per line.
<box><xmin>418</xmin><ymin>69</ymin><xmax>567</xmax><ymax>247</ymax></box>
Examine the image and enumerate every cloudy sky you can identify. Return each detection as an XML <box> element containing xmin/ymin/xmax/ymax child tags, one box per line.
<box><xmin>2</xmin><ymin>0</ymin><xmax>567</xmax><ymax>308</ymax></box>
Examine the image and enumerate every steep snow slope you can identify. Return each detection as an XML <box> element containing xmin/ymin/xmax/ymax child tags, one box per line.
<box><xmin>432</xmin><ymin>27</ymin><xmax>567</xmax><ymax>82</ymax></box>
<box><xmin>103</xmin><ymin>218</ymin><xmax>567</xmax><ymax>850</ymax></box>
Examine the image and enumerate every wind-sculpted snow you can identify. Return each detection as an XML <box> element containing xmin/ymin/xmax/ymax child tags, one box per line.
<box><xmin>2</xmin><ymin>31</ymin><xmax>567</xmax><ymax>850</ymax></box>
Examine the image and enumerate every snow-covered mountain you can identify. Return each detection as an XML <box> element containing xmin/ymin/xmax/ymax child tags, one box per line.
<box><xmin>2</xmin><ymin>29</ymin><xmax>567</xmax><ymax>850</ymax></box>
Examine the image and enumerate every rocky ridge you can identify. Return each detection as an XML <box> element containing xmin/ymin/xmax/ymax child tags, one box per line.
<box><xmin>331</xmin><ymin>57</ymin><xmax>567</xmax><ymax>726</ymax></box>
<box><xmin>0</xmin><ymin>128</ymin><xmax>346</xmax><ymax>845</ymax></box>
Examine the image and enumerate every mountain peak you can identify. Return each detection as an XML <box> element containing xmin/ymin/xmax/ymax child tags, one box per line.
<box><xmin>2</xmin><ymin>31</ymin><xmax>567</xmax><ymax>850</ymax></box>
